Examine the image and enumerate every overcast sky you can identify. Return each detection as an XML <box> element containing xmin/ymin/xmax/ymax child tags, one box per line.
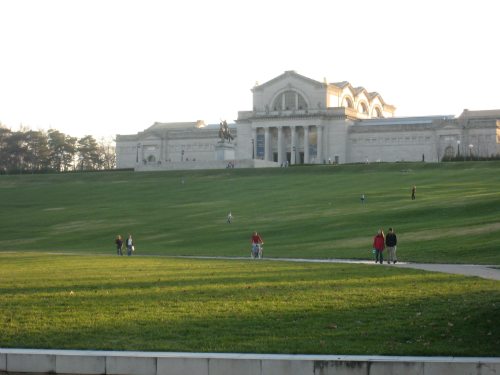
<box><xmin>1</xmin><ymin>0</ymin><xmax>498</xmax><ymax>140</ymax></box>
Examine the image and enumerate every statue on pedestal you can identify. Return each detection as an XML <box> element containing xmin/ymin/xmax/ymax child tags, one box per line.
<box><xmin>218</xmin><ymin>120</ymin><xmax>233</xmax><ymax>143</ymax></box>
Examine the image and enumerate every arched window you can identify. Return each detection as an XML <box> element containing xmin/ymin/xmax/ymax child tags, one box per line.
<box><xmin>358</xmin><ymin>102</ymin><xmax>368</xmax><ymax>114</ymax></box>
<box><xmin>272</xmin><ymin>90</ymin><xmax>308</xmax><ymax>111</ymax></box>
<box><xmin>342</xmin><ymin>96</ymin><xmax>354</xmax><ymax>108</ymax></box>
<box><xmin>372</xmin><ymin>107</ymin><xmax>383</xmax><ymax>118</ymax></box>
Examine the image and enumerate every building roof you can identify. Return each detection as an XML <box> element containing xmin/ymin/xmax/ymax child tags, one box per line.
<box><xmin>253</xmin><ymin>70</ymin><xmax>324</xmax><ymax>91</ymax></box>
<box><xmin>331</xmin><ymin>81</ymin><xmax>349</xmax><ymax>89</ymax></box>
<box><xmin>356</xmin><ymin>115</ymin><xmax>454</xmax><ymax>126</ymax></box>
<box><xmin>459</xmin><ymin>109</ymin><xmax>500</xmax><ymax>118</ymax></box>
<box><xmin>146</xmin><ymin>121</ymin><xmax>206</xmax><ymax>131</ymax></box>
<box><xmin>204</xmin><ymin>123</ymin><xmax>236</xmax><ymax>130</ymax></box>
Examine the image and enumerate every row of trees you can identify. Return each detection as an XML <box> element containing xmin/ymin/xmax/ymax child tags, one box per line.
<box><xmin>0</xmin><ymin>125</ymin><xmax>116</xmax><ymax>173</ymax></box>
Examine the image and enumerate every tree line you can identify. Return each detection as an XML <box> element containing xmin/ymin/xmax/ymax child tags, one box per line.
<box><xmin>0</xmin><ymin>125</ymin><xmax>116</xmax><ymax>174</ymax></box>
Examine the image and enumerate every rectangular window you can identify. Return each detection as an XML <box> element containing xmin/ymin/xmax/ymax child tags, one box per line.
<box><xmin>256</xmin><ymin>134</ymin><xmax>265</xmax><ymax>158</ymax></box>
<box><xmin>284</xmin><ymin>92</ymin><xmax>295</xmax><ymax>110</ymax></box>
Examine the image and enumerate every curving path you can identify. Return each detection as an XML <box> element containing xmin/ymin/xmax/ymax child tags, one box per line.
<box><xmin>269</xmin><ymin>258</ymin><xmax>500</xmax><ymax>281</ymax></box>
<box><xmin>177</xmin><ymin>256</ymin><xmax>500</xmax><ymax>281</ymax></box>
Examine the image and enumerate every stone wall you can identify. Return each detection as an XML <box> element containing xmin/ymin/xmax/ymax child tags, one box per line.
<box><xmin>1</xmin><ymin>349</ymin><xmax>498</xmax><ymax>375</ymax></box>
<box><xmin>135</xmin><ymin>159</ymin><xmax>278</xmax><ymax>171</ymax></box>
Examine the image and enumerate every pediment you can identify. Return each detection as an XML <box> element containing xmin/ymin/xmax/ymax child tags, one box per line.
<box><xmin>253</xmin><ymin>71</ymin><xmax>324</xmax><ymax>92</ymax></box>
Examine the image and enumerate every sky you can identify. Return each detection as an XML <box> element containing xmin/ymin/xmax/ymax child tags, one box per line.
<box><xmin>0</xmin><ymin>0</ymin><xmax>499</xmax><ymax>140</ymax></box>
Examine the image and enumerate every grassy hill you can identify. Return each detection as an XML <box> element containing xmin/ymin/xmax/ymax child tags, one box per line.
<box><xmin>1</xmin><ymin>161</ymin><xmax>499</xmax><ymax>264</ymax></box>
<box><xmin>1</xmin><ymin>162</ymin><xmax>499</xmax><ymax>356</ymax></box>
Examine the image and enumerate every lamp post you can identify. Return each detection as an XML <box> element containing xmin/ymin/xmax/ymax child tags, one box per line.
<box><xmin>251</xmin><ymin>139</ymin><xmax>254</xmax><ymax>159</ymax></box>
<box><xmin>468</xmin><ymin>144</ymin><xmax>473</xmax><ymax>160</ymax></box>
<box><xmin>456</xmin><ymin>140</ymin><xmax>460</xmax><ymax>159</ymax></box>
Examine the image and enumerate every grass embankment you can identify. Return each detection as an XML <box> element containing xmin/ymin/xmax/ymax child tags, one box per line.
<box><xmin>0</xmin><ymin>253</ymin><xmax>498</xmax><ymax>356</ymax></box>
<box><xmin>0</xmin><ymin>163</ymin><xmax>499</xmax><ymax>355</ymax></box>
<box><xmin>1</xmin><ymin>162</ymin><xmax>500</xmax><ymax>264</ymax></box>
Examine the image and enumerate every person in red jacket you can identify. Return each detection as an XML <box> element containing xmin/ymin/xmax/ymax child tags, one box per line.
<box><xmin>372</xmin><ymin>229</ymin><xmax>385</xmax><ymax>264</ymax></box>
<box><xmin>251</xmin><ymin>231</ymin><xmax>264</xmax><ymax>258</ymax></box>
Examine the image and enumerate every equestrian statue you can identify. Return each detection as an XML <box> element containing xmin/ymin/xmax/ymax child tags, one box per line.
<box><xmin>218</xmin><ymin>120</ymin><xmax>233</xmax><ymax>143</ymax></box>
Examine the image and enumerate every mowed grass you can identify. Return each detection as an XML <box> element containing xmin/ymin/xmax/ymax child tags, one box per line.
<box><xmin>0</xmin><ymin>253</ymin><xmax>498</xmax><ymax>356</ymax></box>
<box><xmin>0</xmin><ymin>163</ymin><xmax>499</xmax><ymax>355</ymax></box>
<box><xmin>1</xmin><ymin>162</ymin><xmax>500</xmax><ymax>264</ymax></box>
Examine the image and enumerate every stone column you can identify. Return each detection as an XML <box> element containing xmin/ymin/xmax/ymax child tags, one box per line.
<box><xmin>291</xmin><ymin>126</ymin><xmax>297</xmax><ymax>165</ymax></box>
<box><xmin>264</xmin><ymin>127</ymin><xmax>270</xmax><ymax>161</ymax></box>
<box><xmin>163</xmin><ymin>139</ymin><xmax>168</xmax><ymax>162</ymax></box>
<box><xmin>304</xmin><ymin>126</ymin><xmax>310</xmax><ymax>164</ymax></box>
<box><xmin>317</xmin><ymin>125</ymin><xmax>323</xmax><ymax>164</ymax></box>
<box><xmin>277</xmin><ymin>126</ymin><xmax>283</xmax><ymax>165</ymax></box>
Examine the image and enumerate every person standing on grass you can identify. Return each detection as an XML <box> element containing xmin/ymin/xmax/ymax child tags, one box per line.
<box><xmin>251</xmin><ymin>231</ymin><xmax>264</xmax><ymax>258</ymax></box>
<box><xmin>115</xmin><ymin>235</ymin><xmax>123</xmax><ymax>256</ymax></box>
<box><xmin>126</xmin><ymin>234</ymin><xmax>134</xmax><ymax>256</ymax></box>
<box><xmin>227</xmin><ymin>211</ymin><xmax>233</xmax><ymax>224</ymax></box>
<box><xmin>385</xmin><ymin>227</ymin><xmax>398</xmax><ymax>264</ymax></box>
<box><xmin>411</xmin><ymin>185</ymin><xmax>416</xmax><ymax>200</ymax></box>
<box><xmin>372</xmin><ymin>229</ymin><xmax>385</xmax><ymax>264</ymax></box>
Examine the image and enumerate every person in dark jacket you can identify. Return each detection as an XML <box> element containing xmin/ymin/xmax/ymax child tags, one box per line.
<box><xmin>385</xmin><ymin>227</ymin><xmax>398</xmax><ymax>264</ymax></box>
<box><xmin>115</xmin><ymin>235</ymin><xmax>123</xmax><ymax>256</ymax></box>
<box><xmin>372</xmin><ymin>229</ymin><xmax>385</xmax><ymax>264</ymax></box>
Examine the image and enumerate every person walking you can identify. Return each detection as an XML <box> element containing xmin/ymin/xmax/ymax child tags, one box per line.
<box><xmin>385</xmin><ymin>227</ymin><xmax>398</xmax><ymax>264</ymax></box>
<box><xmin>360</xmin><ymin>194</ymin><xmax>365</xmax><ymax>204</ymax></box>
<box><xmin>115</xmin><ymin>235</ymin><xmax>123</xmax><ymax>256</ymax></box>
<box><xmin>227</xmin><ymin>211</ymin><xmax>233</xmax><ymax>224</ymax></box>
<box><xmin>251</xmin><ymin>231</ymin><xmax>264</xmax><ymax>259</ymax></box>
<box><xmin>125</xmin><ymin>234</ymin><xmax>134</xmax><ymax>256</ymax></box>
<box><xmin>411</xmin><ymin>185</ymin><xmax>416</xmax><ymax>200</ymax></box>
<box><xmin>372</xmin><ymin>229</ymin><xmax>385</xmax><ymax>264</ymax></box>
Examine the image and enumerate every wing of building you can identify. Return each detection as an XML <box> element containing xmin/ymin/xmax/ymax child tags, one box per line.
<box><xmin>116</xmin><ymin>71</ymin><xmax>500</xmax><ymax>170</ymax></box>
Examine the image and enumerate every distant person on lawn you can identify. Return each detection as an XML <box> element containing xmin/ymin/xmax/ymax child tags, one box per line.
<box><xmin>126</xmin><ymin>234</ymin><xmax>134</xmax><ymax>256</ymax></box>
<box><xmin>385</xmin><ymin>227</ymin><xmax>398</xmax><ymax>264</ymax></box>
<box><xmin>227</xmin><ymin>211</ymin><xmax>233</xmax><ymax>224</ymax></box>
<box><xmin>115</xmin><ymin>235</ymin><xmax>123</xmax><ymax>256</ymax></box>
<box><xmin>411</xmin><ymin>185</ymin><xmax>416</xmax><ymax>200</ymax></box>
<box><xmin>372</xmin><ymin>229</ymin><xmax>385</xmax><ymax>264</ymax></box>
<box><xmin>251</xmin><ymin>231</ymin><xmax>264</xmax><ymax>258</ymax></box>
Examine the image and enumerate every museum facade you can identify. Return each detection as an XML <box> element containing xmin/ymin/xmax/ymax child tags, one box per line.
<box><xmin>116</xmin><ymin>71</ymin><xmax>500</xmax><ymax>170</ymax></box>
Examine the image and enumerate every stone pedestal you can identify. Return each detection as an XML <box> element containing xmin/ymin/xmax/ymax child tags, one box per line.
<box><xmin>215</xmin><ymin>141</ymin><xmax>235</xmax><ymax>161</ymax></box>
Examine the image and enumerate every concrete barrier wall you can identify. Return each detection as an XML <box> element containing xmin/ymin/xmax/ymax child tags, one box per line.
<box><xmin>135</xmin><ymin>159</ymin><xmax>279</xmax><ymax>171</ymax></box>
<box><xmin>0</xmin><ymin>349</ymin><xmax>499</xmax><ymax>375</ymax></box>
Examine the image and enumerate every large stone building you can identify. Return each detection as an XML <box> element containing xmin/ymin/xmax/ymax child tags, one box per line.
<box><xmin>116</xmin><ymin>71</ymin><xmax>500</xmax><ymax>170</ymax></box>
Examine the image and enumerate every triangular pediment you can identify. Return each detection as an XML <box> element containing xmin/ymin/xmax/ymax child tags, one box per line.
<box><xmin>253</xmin><ymin>70</ymin><xmax>324</xmax><ymax>92</ymax></box>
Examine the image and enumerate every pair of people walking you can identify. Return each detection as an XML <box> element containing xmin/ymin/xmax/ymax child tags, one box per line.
<box><xmin>115</xmin><ymin>234</ymin><xmax>134</xmax><ymax>256</ymax></box>
<box><xmin>372</xmin><ymin>228</ymin><xmax>397</xmax><ymax>264</ymax></box>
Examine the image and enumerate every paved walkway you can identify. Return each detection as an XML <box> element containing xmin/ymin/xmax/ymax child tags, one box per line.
<box><xmin>271</xmin><ymin>258</ymin><xmax>500</xmax><ymax>281</ymax></box>
<box><xmin>178</xmin><ymin>256</ymin><xmax>500</xmax><ymax>281</ymax></box>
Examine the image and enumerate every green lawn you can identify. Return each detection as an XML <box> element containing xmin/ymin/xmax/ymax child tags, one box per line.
<box><xmin>1</xmin><ymin>162</ymin><xmax>499</xmax><ymax>264</ymax></box>
<box><xmin>1</xmin><ymin>162</ymin><xmax>499</xmax><ymax>355</ymax></box>
<box><xmin>0</xmin><ymin>253</ymin><xmax>498</xmax><ymax>356</ymax></box>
